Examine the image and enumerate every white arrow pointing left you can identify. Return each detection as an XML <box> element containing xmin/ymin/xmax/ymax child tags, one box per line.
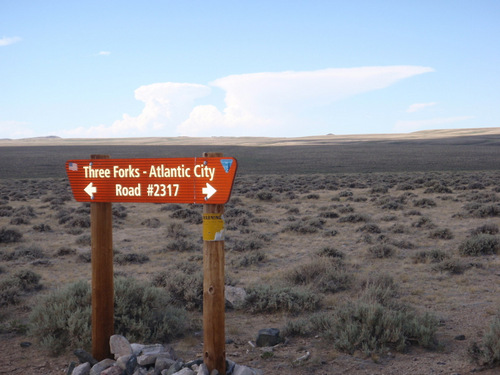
<box><xmin>84</xmin><ymin>182</ymin><xmax>97</xmax><ymax>198</ymax></box>
<box><xmin>202</xmin><ymin>183</ymin><xmax>217</xmax><ymax>200</ymax></box>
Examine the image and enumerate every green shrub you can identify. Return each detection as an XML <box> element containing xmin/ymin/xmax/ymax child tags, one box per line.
<box><xmin>170</xmin><ymin>208</ymin><xmax>202</xmax><ymax>224</ymax></box>
<box><xmin>471</xmin><ymin>223</ymin><xmax>499</xmax><ymax>236</ymax></box>
<box><xmin>141</xmin><ymin>218</ymin><xmax>161</xmax><ymax>228</ymax></box>
<box><xmin>152</xmin><ymin>268</ymin><xmax>203</xmax><ymax>310</ymax></box>
<box><xmin>282</xmin><ymin>276</ymin><xmax>437</xmax><ymax>354</ymax></box>
<box><xmin>230</xmin><ymin>239</ymin><xmax>263</xmax><ymax>252</ymax></box>
<box><xmin>29</xmin><ymin>281</ymin><xmax>91</xmax><ymax>354</ymax></box>
<box><xmin>162</xmin><ymin>238</ymin><xmax>197</xmax><ymax>252</ymax></box>
<box><xmin>244</xmin><ymin>284</ymin><xmax>321</xmax><ymax>314</ymax></box>
<box><xmin>29</xmin><ymin>278</ymin><xmax>188</xmax><ymax>355</ymax></box>
<box><xmin>114</xmin><ymin>277</ymin><xmax>188</xmax><ymax>343</ymax></box>
<box><xmin>10</xmin><ymin>216</ymin><xmax>30</xmax><ymax>225</ymax></box>
<box><xmin>75</xmin><ymin>234</ymin><xmax>91</xmax><ymax>246</ymax></box>
<box><xmin>327</xmin><ymin>300</ymin><xmax>437</xmax><ymax>354</ymax></box>
<box><xmin>256</xmin><ymin>191</ymin><xmax>275</xmax><ymax>201</ymax></box>
<box><xmin>459</xmin><ymin>235</ymin><xmax>500</xmax><ymax>256</ymax></box>
<box><xmin>3</xmin><ymin>245</ymin><xmax>45</xmax><ymax>261</ymax></box>
<box><xmin>412</xmin><ymin>216</ymin><xmax>435</xmax><ymax>229</ymax></box>
<box><xmin>338</xmin><ymin>213</ymin><xmax>369</xmax><ymax>223</ymax></box>
<box><xmin>413</xmin><ymin>198</ymin><xmax>437</xmax><ymax>208</ymax></box>
<box><xmin>317</xmin><ymin>247</ymin><xmax>345</xmax><ymax>259</ymax></box>
<box><xmin>56</xmin><ymin>247</ymin><xmax>76</xmax><ymax>256</ymax></box>
<box><xmin>469</xmin><ymin>310</ymin><xmax>500</xmax><ymax>368</ymax></box>
<box><xmin>412</xmin><ymin>249</ymin><xmax>448</xmax><ymax>264</ymax></box>
<box><xmin>0</xmin><ymin>279</ymin><xmax>21</xmax><ymax>306</ymax></box>
<box><xmin>357</xmin><ymin>223</ymin><xmax>382</xmax><ymax>234</ymax></box>
<box><xmin>33</xmin><ymin>223</ymin><xmax>52</xmax><ymax>232</ymax></box>
<box><xmin>429</xmin><ymin>228</ymin><xmax>454</xmax><ymax>240</ymax></box>
<box><xmin>368</xmin><ymin>244</ymin><xmax>396</xmax><ymax>258</ymax></box>
<box><xmin>283</xmin><ymin>258</ymin><xmax>352</xmax><ymax>294</ymax></box>
<box><xmin>12</xmin><ymin>269</ymin><xmax>42</xmax><ymax>292</ymax></box>
<box><xmin>114</xmin><ymin>253</ymin><xmax>150</xmax><ymax>265</ymax></box>
<box><xmin>319</xmin><ymin>211</ymin><xmax>339</xmax><ymax>219</ymax></box>
<box><xmin>424</xmin><ymin>184</ymin><xmax>452</xmax><ymax>194</ymax></box>
<box><xmin>232</xmin><ymin>251</ymin><xmax>266</xmax><ymax>267</ymax></box>
<box><xmin>283</xmin><ymin>221</ymin><xmax>320</xmax><ymax>234</ymax></box>
<box><xmin>432</xmin><ymin>259</ymin><xmax>470</xmax><ymax>275</ymax></box>
<box><xmin>166</xmin><ymin>223</ymin><xmax>188</xmax><ymax>239</ymax></box>
<box><xmin>0</xmin><ymin>227</ymin><xmax>22</xmax><ymax>243</ymax></box>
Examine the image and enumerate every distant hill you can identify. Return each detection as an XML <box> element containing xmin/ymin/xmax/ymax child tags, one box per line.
<box><xmin>0</xmin><ymin>127</ymin><xmax>498</xmax><ymax>147</ymax></box>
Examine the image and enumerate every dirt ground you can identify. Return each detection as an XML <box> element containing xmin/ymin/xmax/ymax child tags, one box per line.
<box><xmin>1</xmin><ymin>169</ymin><xmax>500</xmax><ymax>374</ymax></box>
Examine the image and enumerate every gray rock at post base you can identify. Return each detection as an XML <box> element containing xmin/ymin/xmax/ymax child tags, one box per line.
<box><xmin>209</xmin><ymin>370</ymin><xmax>219</xmax><ymax>375</ymax></box>
<box><xmin>232</xmin><ymin>364</ymin><xmax>263</xmax><ymax>375</ymax></box>
<box><xmin>110</xmin><ymin>334</ymin><xmax>133</xmax><ymax>358</ymax></box>
<box><xmin>256</xmin><ymin>328</ymin><xmax>281</xmax><ymax>347</ymax></box>
<box><xmin>66</xmin><ymin>361</ymin><xmax>77</xmax><ymax>375</ymax></box>
<box><xmin>171</xmin><ymin>368</ymin><xmax>195</xmax><ymax>375</ymax></box>
<box><xmin>137</xmin><ymin>353</ymin><xmax>158</xmax><ymax>367</ymax></box>
<box><xmin>89</xmin><ymin>358</ymin><xmax>116</xmax><ymax>375</ymax></box>
<box><xmin>225</xmin><ymin>360</ymin><xmax>236</xmax><ymax>374</ymax></box>
<box><xmin>72</xmin><ymin>362</ymin><xmax>91</xmax><ymax>375</ymax></box>
<box><xmin>154</xmin><ymin>355</ymin><xmax>176</xmax><ymax>375</ymax></box>
<box><xmin>162</xmin><ymin>359</ymin><xmax>184</xmax><ymax>375</ymax></box>
<box><xmin>141</xmin><ymin>344</ymin><xmax>166</xmax><ymax>355</ymax></box>
<box><xmin>131</xmin><ymin>343</ymin><xmax>145</xmax><ymax>356</ymax></box>
<box><xmin>125</xmin><ymin>354</ymin><xmax>138</xmax><ymax>375</ymax></box>
<box><xmin>184</xmin><ymin>359</ymin><xmax>203</xmax><ymax>369</ymax></box>
<box><xmin>116</xmin><ymin>355</ymin><xmax>131</xmax><ymax>370</ymax></box>
<box><xmin>74</xmin><ymin>349</ymin><xmax>98</xmax><ymax>366</ymax></box>
<box><xmin>115</xmin><ymin>354</ymin><xmax>137</xmax><ymax>374</ymax></box>
<box><xmin>101</xmin><ymin>366</ymin><xmax>124</xmax><ymax>375</ymax></box>
<box><xmin>195</xmin><ymin>364</ymin><xmax>209</xmax><ymax>375</ymax></box>
<box><xmin>224</xmin><ymin>286</ymin><xmax>247</xmax><ymax>309</ymax></box>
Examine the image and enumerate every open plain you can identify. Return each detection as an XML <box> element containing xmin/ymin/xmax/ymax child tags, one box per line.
<box><xmin>1</xmin><ymin>128</ymin><xmax>500</xmax><ymax>374</ymax></box>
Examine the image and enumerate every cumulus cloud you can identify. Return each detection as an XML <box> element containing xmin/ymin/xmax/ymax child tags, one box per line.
<box><xmin>63</xmin><ymin>82</ymin><xmax>210</xmax><ymax>138</ymax></box>
<box><xmin>406</xmin><ymin>102</ymin><xmax>437</xmax><ymax>113</ymax></box>
<box><xmin>393</xmin><ymin>116</ymin><xmax>474</xmax><ymax>133</ymax></box>
<box><xmin>65</xmin><ymin>65</ymin><xmax>434</xmax><ymax>138</ymax></box>
<box><xmin>0</xmin><ymin>36</ymin><xmax>22</xmax><ymax>47</ymax></box>
<box><xmin>179</xmin><ymin>66</ymin><xmax>434</xmax><ymax>136</ymax></box>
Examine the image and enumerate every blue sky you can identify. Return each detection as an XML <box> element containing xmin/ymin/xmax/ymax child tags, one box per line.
<box><xmin>1</xmin><ymin>1</ymin><xmax>499</xmax><ymax>138</ymax></box>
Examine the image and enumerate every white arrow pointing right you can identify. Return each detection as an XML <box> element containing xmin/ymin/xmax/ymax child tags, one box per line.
<box><xmin>202</xmin><ymin>183</ymin><xmax>217</xmax><ymax>200</ymax></box>
<box><xmin>84</xmin><ymin>182</ymin><xmax>97</xmax><ymax>198</ymax></box>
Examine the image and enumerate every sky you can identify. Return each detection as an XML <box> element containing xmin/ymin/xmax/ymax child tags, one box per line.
<box><xmin>1</xmin><ymin>1</ymin><xmax>499</xmax><ymax>139</ymax></box>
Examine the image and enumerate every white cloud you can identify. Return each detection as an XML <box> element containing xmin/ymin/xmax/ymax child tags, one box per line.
<box><xmin>394</xmin><ymin>116</ymin><xmax>474</xmax><ymax>133</ymax></box>
<box><xmin>62</xmin><ymin>82</ymin><xmax>210</xmax><ymax>138</ymax></box>
<box><xmin>97</xmin><ymin>51</ymin><xmax>111</xmax><ymax>56</ymax></box>
<box><xmin>179</xmin><ymin>66</ymin><xmax>434</xmax><ymax>136</ymax></box>
<box><xmin>0</xmin><ymin>36</ymin><xmax>22</xmax><ymax>47</ymax></box>
<box><xmin>65</xmin><ymin>65</ymin><xmax>434</xmax><ymax>138</ymax></box>
<box><xmin>407</xmin><ymin>102</ymin><xmax>437</xmax><ymax>113</ymax></box>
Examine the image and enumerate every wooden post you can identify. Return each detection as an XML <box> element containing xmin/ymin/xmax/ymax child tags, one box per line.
<box><xmin>90</xmin><ymin>154</ymin><xmax>114</xmax><ymax>360</ymax></box>
<box><xmin>202</xmin><ymin>152</ymin><xmax>226</xmax><ymax>374</ymax></box>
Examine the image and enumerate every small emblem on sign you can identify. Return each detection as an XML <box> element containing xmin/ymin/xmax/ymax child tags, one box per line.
<box><xmin>220</xmin><ymin>159</ymin><xmax>233</xmax><ymax>173</ymax></box>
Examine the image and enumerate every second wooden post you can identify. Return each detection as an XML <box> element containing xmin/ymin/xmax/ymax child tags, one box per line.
<box><xmin>202</xmin><ymin>152</ymin><xmax>226</xmax><ymax>374</ymax></box>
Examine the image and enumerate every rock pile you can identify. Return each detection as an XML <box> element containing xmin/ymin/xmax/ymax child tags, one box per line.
<box><xmin>67</xmin><ymin>334</ymin><xmax>263</xmax><ymax>375</ymax></box>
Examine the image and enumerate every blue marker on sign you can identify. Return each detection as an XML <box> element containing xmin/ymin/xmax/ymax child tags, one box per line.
<box><xmin>220</xmin><ymin>159</ymin><xmax>233</xmax><ymax>173</ymax></box>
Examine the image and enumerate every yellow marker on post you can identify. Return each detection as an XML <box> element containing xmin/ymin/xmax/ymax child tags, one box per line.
<box><xmin>203</xmin><ymin>213</ymin><xmax>225</xmax><ymax>241</ymax></box>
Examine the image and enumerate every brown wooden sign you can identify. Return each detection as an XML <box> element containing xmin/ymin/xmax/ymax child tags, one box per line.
<box><xmin>66</xmin><ymin>157</ymin><xmax>237</xmax><ymax>204</ymax></box>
